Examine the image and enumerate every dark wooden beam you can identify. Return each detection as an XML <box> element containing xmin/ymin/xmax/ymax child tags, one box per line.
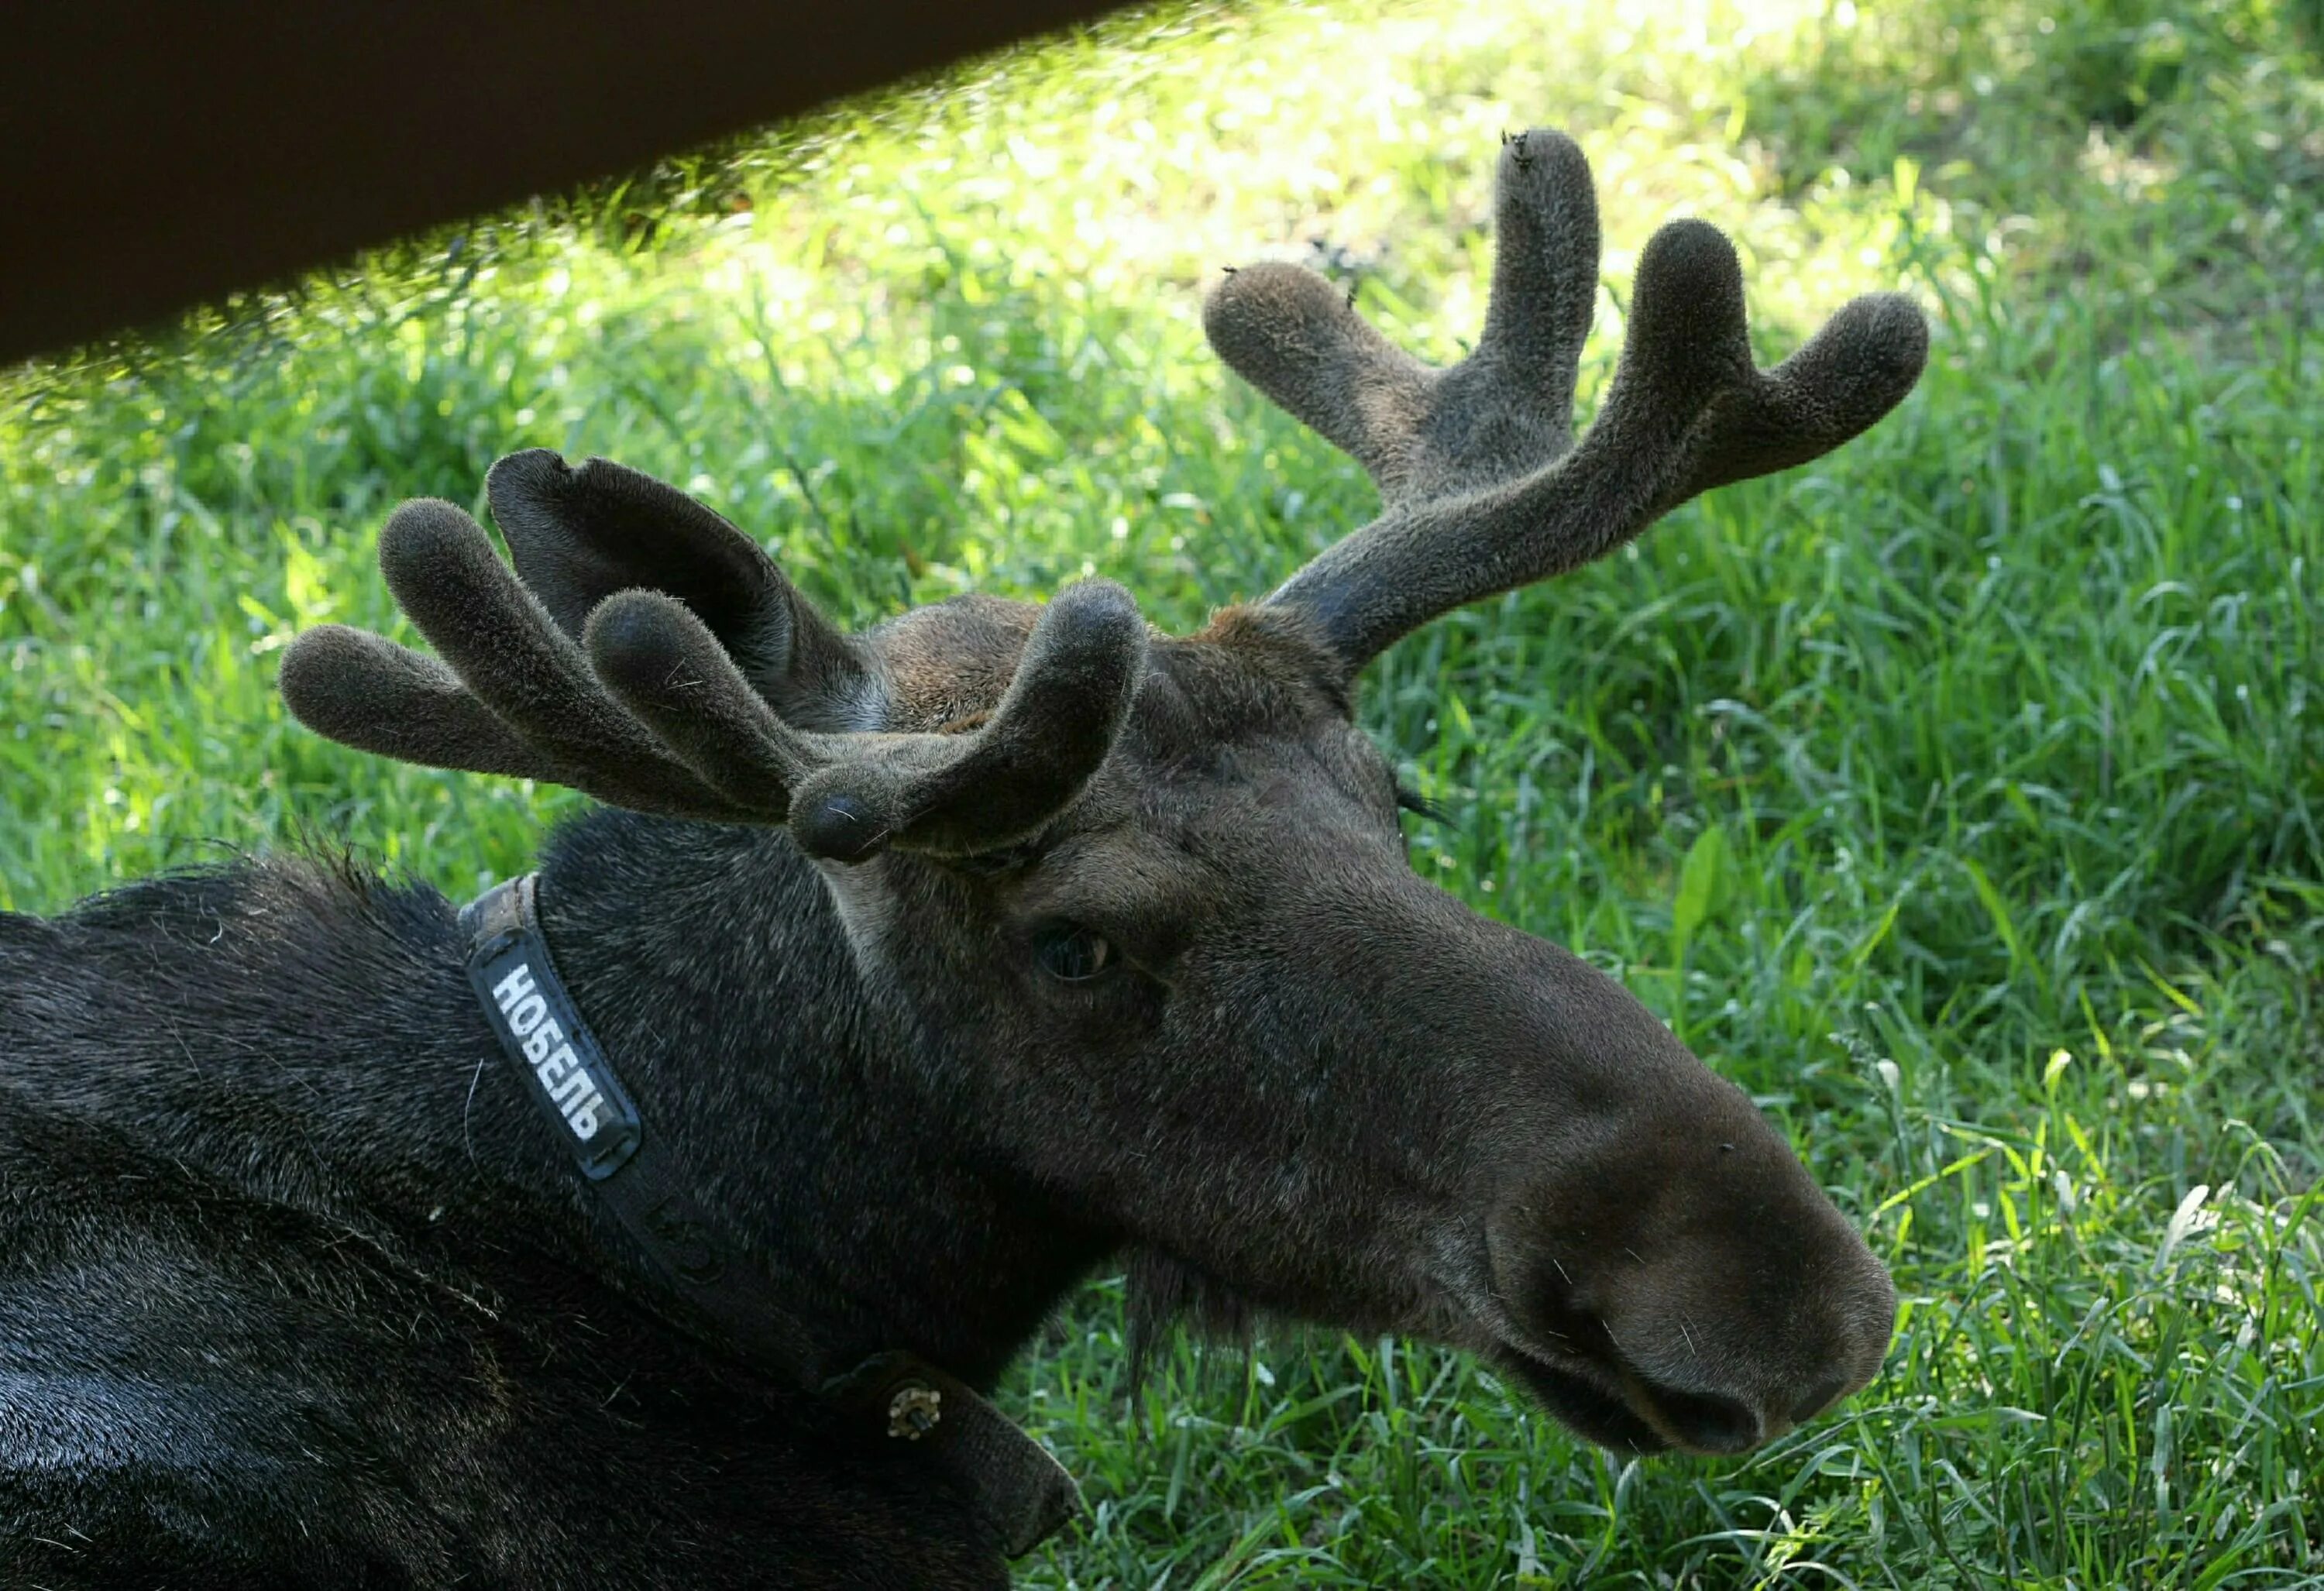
<box><xmin>2</xmin><ymin>0</ymin><xmax>1132</xmax><ymax>365</ymax></box>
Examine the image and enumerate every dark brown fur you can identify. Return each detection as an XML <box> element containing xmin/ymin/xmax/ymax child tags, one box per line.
<box><xmin>5</xmin><ymin>127</ymin><xmax>1925</xmax><ymax>1586</ymax></box>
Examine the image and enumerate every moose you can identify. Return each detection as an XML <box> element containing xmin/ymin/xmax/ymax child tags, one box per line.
<box><xmin>0</xmin><ymin>129</ymin><xmax>1925</xmax><ymax>1588</ymax></box>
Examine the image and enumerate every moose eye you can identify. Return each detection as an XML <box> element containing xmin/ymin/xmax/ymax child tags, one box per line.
<box><xmin>1033</xmin><ymin>922</ymin><xmax>1113</xmax><ymax>981</ymax></box>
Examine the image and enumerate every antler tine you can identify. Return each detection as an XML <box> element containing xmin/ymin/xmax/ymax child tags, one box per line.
<box><xmin>1201</xmin><ymin>264</ymin><xmax>1435</xmax><ymax>496</ymax></box>
<box><xmin>1465</xmin><ymin>129</ymin><xmax>1602</xmax><ymax>437</ymax></box>
<box><xmin>1208</xmin><ymin>127</ymin><xmax>1927</xmax><ymax>669</ymax></box>
<box><xmin>1203</xmin><ymin>129</ymin><xmax>1600</xmax><ymax>508</ymax></box>
<box><xmin>278</xmin><ymin>624</ymin><xmax>547</xmax><ymax>778</ymax></box>
<box><xmin>581</xmin><ymin>589</ymin><xmax>823</xmax><ymax>818</ymax></box>
<box><xmin>483</xmin><ymin>450</ymin><xmax>871</xmax><ymax>714</ymax></box>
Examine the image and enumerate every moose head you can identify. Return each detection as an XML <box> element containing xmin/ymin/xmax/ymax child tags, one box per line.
<box><xmin>279</xmin><ymin>129</ymin><xmax>1925</xmax><ymax>1456</ymax></box>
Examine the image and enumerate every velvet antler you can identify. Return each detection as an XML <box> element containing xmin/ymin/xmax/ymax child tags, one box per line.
<box><xmin>1205</xmin><ymin>129</ymin><xmax>1928</xmax><ymax>668</ymax></box>
<box><xmin>280</xmin><ymin>453</ymin><xmax>1147</xmax><ymax>861</ymax></box>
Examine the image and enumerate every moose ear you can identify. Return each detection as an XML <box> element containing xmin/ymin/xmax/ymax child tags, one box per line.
<box><xmin>483</xmin><ymin>450</ymin><xmax>878</xmax><ymax>723</ymax></box>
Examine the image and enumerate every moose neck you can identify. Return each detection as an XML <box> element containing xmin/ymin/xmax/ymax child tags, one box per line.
<box><xmin>524</xmin><ymin>808</ymin><xmax>1113</xmax><ymax>1390</ymax></box>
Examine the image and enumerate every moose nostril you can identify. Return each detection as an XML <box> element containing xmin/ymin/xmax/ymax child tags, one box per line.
<box><xmin>1791</xmin><ymin>1373</ymin><xmax>1849</xmax><ymax>1426</ymax></box>
<box><xmin>1648</xmin><ymin>1385</ymin><xmax>1761</xmax><ymax>1455</ymax></box>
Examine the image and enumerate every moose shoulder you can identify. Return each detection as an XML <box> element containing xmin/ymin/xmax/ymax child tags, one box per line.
<box><xmin>0</xmin><ymin>130</ymin><xmax>1925</xmax><ymax>1589</ymax></box>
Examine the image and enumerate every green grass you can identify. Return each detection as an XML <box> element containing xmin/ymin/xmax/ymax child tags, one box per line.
<box><xmin>5</xmin><ymin>0</ymin><xmax>2322</xmax><ymax>1582</ymax></box>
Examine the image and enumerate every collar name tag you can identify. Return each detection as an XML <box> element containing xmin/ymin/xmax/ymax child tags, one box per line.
<box><xmin>455</xmin><ymin>873</ymin><xmax>1084</xmax><ymax>1560</ymax></box>
<box><xmin>465</xmin><ymin>878</ymin><xmax>642</xmax><ymax>1180</ymax></box>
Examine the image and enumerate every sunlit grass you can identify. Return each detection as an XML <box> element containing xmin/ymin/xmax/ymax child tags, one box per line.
<box><xmin>4</xmin><ymin>0</ymin><xmax>2321</xmax><ymax>1583</ymax></box>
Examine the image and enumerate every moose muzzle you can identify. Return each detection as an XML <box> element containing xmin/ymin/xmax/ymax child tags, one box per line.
<box><xmin>1467</xmin><ymin>949</ymin><xmax>1898</xmax><ymax>1456</ymax></box>
<box><xmin>1259</xmin><ymin>870</ymin><xmax>1896</xmax><ymax>1459</ymax></box>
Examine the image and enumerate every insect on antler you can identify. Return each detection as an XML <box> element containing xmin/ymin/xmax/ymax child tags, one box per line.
<box><xmin>1204</xmin><ymin>128</ymin><xmax>1929</xmax><ymax>668</ymax></box>
<box><xmin>279</xmin><ymin>452</ymin><xmax>1147</xmax><ymax>861</ymax></box>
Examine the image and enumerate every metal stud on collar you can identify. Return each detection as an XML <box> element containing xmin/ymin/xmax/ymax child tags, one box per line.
<box><xmin>887</xmin><ymin>1382</ymin><xmax>942</xmax><ymax>1440</ymax></box>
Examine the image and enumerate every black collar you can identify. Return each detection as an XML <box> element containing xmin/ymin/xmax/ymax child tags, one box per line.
<box><xmin>459</xmin><ymin>874</ymin><xmax>1081</xmax><ymax>1558</ymax></box>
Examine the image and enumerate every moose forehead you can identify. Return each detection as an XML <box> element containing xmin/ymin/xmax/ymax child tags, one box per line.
<box><xmin>870</xmin><ymin>596</ymin><xmax>1385</xmax><ymax>809</ymax></box>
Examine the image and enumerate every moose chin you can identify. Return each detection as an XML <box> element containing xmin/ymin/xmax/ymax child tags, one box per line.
<box><xmin>0</xmin><ymin>128</ymin><xmax>1923</xmax><ymax>1589</ymax></box>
